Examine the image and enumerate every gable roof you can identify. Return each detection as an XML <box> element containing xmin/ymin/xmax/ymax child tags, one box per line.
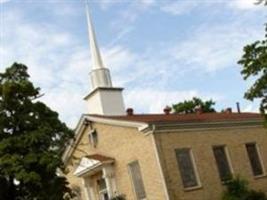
<box><xmin>87</xmin><ymin>112</ymin><xmax>263</xmax><ymax>124</ymax></box>
<box><xmin>74</xmin><ymin>154</ymin><xmax>114</xmax><ymax>177</ymax></box>
<box><xmin>85</xmin><ymin>154</ymin><xmax>114</xmax><ymax>162</ymax></box>
<box><xmin>63</xmin><ymin>112</ymin><xmax>263</xmax><ymax>164</ymax></box>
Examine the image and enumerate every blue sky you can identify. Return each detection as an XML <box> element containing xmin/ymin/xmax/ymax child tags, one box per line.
<box><xmin>0</xmin><ymin>0</ymin><xmax>266</xmax><ymax>127</ymax></box>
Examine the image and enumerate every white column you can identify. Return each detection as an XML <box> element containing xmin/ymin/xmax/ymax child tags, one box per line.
<box><xmin>82</xmin><ymin>177</ymin><xmax>94</xmax><ymax>200</ymax></box>
<box><xmin>102</xmin><ymin>164</ymin><xmax>117</xmax><ymax>198</ymax></box>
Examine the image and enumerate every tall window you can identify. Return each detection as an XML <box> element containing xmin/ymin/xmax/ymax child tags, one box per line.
<box><xmin>245</xmin><ymin>143</ymin><xmax>265</xmax><ymax>177</ymax></box>
<box><xmin>88</xmin><ymin>129</ymin><xmax>98</xmax><ymax>147</ymax></box>
<box><xmin>175</xmin><ymin>148</ymin><xmax>200</xmax><ymax>188</ymax></box>
<box><xmin>128</xmin><ymin>161</ymin><xmax>146</xmax><ymax>200</ymax></box>
<box><xmin>212</xmin><ymin>146</ymin><xmax>233</xmax><ymax>182</ymax></box>
<box><xmin>97</xmin><ymin>178</ymin><xmax>108</xmax><ymax>200</ymax></box>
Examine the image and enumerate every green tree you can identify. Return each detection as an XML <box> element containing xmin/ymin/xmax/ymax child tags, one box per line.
<box><xmin>222</xmin><ymin>176</ymin><xmax>267</xmax><ymax>200</ymax></box>
<box><xmin>0</xmin><ymin>63</ymin><xmax>74</xmax><ymax>200</ymax></box>
<box><xmin>171</xmin><ymin>97</ymin><xmax>216</xmax><ymax>114</ymax></box>
<box><xmin>255</xmin><ymin>0</ymin><xmax>267</xmax><ymax>5</ymax></box>
<box><xmin>238</xmin><ymin>4</ymin><xmax>267</xmax><ymax>124</ymax></box>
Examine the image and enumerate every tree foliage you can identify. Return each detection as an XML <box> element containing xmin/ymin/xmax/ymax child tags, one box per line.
<box><xmin>110</xmin><ymin>194</ymin><xmax>126</xmax><ymax>200</ymax></box>
<box><xmin>222</xmin><ymin>176</ymin><xmax>267</xmax><ymax>200</ymax></box>
<box><xmin>0</xmin><ymin>63</ymin><xmax>74</xmax><ymax>200</ymax></box>
<box><xmin>238</xmin><ymin>6</ymin><xmax>267</xmax><ymax>123</ymax></box>
<box><xmin>255</xmin><ymin>0</ymin><xmax>267</xmax><ymax>5</ymax></box>
<box><xmin>171</xmin><ymin>97</ymin><xmax>216</xmax><ymax>114</ymax></box>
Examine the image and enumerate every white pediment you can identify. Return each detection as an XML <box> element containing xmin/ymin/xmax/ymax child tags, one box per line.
<box><xmin>74</xmin><ymin>157</ymin><xmax>101</xmax><ymax>176</ymax></box>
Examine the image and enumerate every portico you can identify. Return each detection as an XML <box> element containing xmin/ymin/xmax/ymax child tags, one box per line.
<box><xmin>74</xmin><ymin>154</ymin><xmax>117</xmax><ymax>200</ymax></box>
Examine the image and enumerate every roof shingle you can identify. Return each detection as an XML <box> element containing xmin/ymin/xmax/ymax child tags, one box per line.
<box><xmin>88</xmin><ymin>112</ymin><xmax>262</xmax><ymax>124</ymax></box>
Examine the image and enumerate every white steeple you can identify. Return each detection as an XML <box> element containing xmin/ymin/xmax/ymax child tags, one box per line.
<box><xmin>84</xmin><ymin>1</ymin><xmax>125</xmax><ymax>116</ymax></box>
<box><xmin>85</xmin><ymin>1</ymin><xmax>104</xmax><ymax>70</ymax></box>
<box><xmin>85</xmin><ymin>0</ymin><xmax>112</xmax><ymax>90</ymax></box>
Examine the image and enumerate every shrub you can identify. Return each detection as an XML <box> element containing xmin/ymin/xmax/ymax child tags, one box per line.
<box><xmin>222</xmin><ymin>176</ymin><xmax>267</xmax><ymax>200</ymax></box>
<box><xmin>110</xmin><ymin>194</ymin><xmax>126</xmax><ymax>200</ymax></box>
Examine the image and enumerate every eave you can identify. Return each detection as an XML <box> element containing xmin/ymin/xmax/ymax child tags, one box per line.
<box><xmin>62</xmin><ymin>114</ymin><xmax>148</xmax><ymax>165</ymax></box>
<box><xmin>62</xmin><ymin>114</ymin><xmax>264</xmax><ymax>164</ymax></box>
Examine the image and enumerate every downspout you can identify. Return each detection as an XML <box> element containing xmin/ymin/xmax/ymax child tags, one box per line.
<box><xmin>151</xmin><ymin>125</ymin><xmax>170</xmax><ymax>200</ymax></box>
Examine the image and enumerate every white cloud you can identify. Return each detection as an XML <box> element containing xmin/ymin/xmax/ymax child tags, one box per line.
<box><xmin>110</xmin><ymin>0</ymin><xmax>155</xmax><ymax>31</ymax></box>
<box><xmin>1</xmin><ymin>0</ymin><xmax>264</xmax><ymax>127</ymax></box>
<box><xmin>1</xmin><ymin>21</ymin><xmax>73</xmax><ymax>85</ymax></box>
<box><xmin>103</xmin><ymin>45</ymin><xmax>137</xmax><ymax>72</ymax></box>
<box><xmin>98</xmin><ymin>18</ymin><xmax>264</xmax><ymax>90</ymax></box>
<box><xmin>0</xmin><ymin>8</ymin><xmax>87</xmax><ymax>127</ymax></box>
<box><xmin>138</xmin><ymin>0</ymin><xmax>155</xmax><ymax>8</ymax></box>
<box><xmin>40</xmin><ymin>84</ymin><xmax>86</xmax><ymax>128</ymax></box>
<box><xmin>170</xmin><ymin>22</ymin><xmax>264</xmax><ymax>72</ymax></box>
<box><xmin>0</xmin><ymin>6</ymin><xmax>141</xmax><ymax>127</ymax></box>
<box><xmin>125</xmin><ymin>88</ymin><xmax>222</xmax><ymax>113</ymax></box>
<box><xmin>0</xmin><ymin>0</ymin><xmax>10</xmax><ymax>4</ymax></box>
<box><xmin>97</xmin><ymin>0</ymin><xmax>117</xmax><ymax>10</ymax></box>
<box><xmin>242</xmin><ymin>104</ymin><xmax>260</xmax><ymax>112</ymax></box>
<box><xmin>107</xmin><ymin>26</ymin><xmax>135</xmax><ymax>47</ymax></box>
<box><xmin>160</xmin><ymin>0</ymin><xmax>263</xmax><ymax>16</ymax></box>
<box><xmin>228</xmin><ymin>0</ymin><xmax>263</xmax><ymax>10</ymax></box>
<box><xmin>103</xmin><ymin>20</ymin><xmax>264</xmax><ymax>91</ymax></box>
<box><xmin>160</xmin><ymin>1</ymin><xmax>199</xmax><ymax>15</ymax></box>
<box><xmin>98</xmin><ymin>0</ymin><xmax>155</xmax><ymax>11</ymax></box>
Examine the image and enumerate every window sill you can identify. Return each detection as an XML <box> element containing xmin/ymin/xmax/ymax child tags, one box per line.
<box><xmin>221</xmin><ymin>179</ymin><xmax>233</xmax><ymax>185</ymax></box>
<box><xmin>183</xmin><ymin>185</ymin><xmax>203</xmax><ymax>192</ymax></box>
<box><xmin>254</xmin><ymin>174</ymin><xmax>267</xmax><ymax>180</ymax></box>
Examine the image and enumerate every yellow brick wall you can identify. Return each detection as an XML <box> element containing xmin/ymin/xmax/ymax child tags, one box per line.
<box><xmin>65</xmin><ymin>122</ymin><xmax>166</xmax><ymax>200</ymax></box>
<box><xmin>155</xmin><ymin>126</ymin><xmax>267</xmax><ymax>200</ymax></box>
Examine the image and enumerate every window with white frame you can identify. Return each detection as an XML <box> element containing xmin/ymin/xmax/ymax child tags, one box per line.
<box><xmin>212</xmin><ymin>145</ymin><xmax>233</xmax><ymax>182</ymax></box>
<box><xmin>175</xmin><ymin>148</ymin><xmax>200</xmax><ymax>189</ymax></box>
<box><xmin>88</xmin><ymin>129</ymin><xmax>98</xmax><ymax>147</ymax></box>
<box><xmin>97</xmin><ymin>178</ymin><xmax>109</xmax><ymax>200</ymax></box>
<box><xmin>245</xmin><ymin>143</ymin><xmax>265</xmax><ymax>177</ymax></box>
<box><xmin>128</xmin><ymin>161</ymin><xmax>146</xmax><ymax>200</ymax></box>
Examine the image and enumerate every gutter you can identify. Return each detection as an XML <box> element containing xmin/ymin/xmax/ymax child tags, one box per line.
<box><xmin>62</xmin><ymin>115</ymin><xmax>90</xmax><ymax>164</ymax></box>
<box><xmin>144</xmin><ymin>119</ymin><xmax>263</xmax><ymax>134</ymax></box>
<box><xmin>150</xmin><ymin>125</ymin><xmax>170</xmax><ymax>200</ymax></box>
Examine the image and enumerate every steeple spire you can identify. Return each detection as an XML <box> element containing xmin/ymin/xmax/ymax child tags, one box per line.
<box><xmin>85</xmin><ymin>0</ymin><xmax>112</xmax><ymax>89</ymax></box>
<box><xmin>85</xmin><ymin>0</ymin><xmax>104</xmax><ymax>69</ymax></box>
<box><xmin>84</xmin><ymin>1</ymin><xmax>125</xmax><ymax>116</ymax></box>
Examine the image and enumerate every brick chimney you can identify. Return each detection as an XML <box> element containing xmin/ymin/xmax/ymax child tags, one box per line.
<box><xmin>163</xmin><ymin>106</ymin><xmax>171</xmax><ymax>115</ymax></box>
<box><xmin>236</xmin><ymin>102</ymin><xmax>241</xmax><ymax>113</ymax></box>
<box><xmin>225</xmin><ymin>107</ymin><xmax>232</xmax><ymax>114</ymax></box>
<box><xmin>126</xmin><ymin>108</ymin><xmax>134</xmax><ymax>116</ymax></box>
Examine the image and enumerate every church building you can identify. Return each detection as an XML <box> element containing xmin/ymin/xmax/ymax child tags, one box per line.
<box><xmin>63</xmin><ymin>5</ymin><xmax>267</xmax><ymax>200</ymax></box>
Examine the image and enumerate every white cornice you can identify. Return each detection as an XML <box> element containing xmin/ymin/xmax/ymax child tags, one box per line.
<box><xmin>152</xmin><ymin>119</ymin><xmax>263</xmax><ymax>133</ymax></box>
<box><xmin>62</xmin><ymin>115</ymin><xmax>148</xmax><ymax>164</ymax></box>
<box><xmin>62</xmin><ymin>115</ymin><xmax>89</xmax><ymax>164</ymax></box>
<box><xmin>85</xmin><ymin>115</ymin><xmax>148</xmax><ymax>131</ymax></box>
<box><xmin>62</xmin><ymin>115</ymin><xmax>263</xmax><ymax>164</ymax></box>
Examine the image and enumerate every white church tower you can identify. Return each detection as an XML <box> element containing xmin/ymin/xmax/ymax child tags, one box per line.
<box><xmin>84</xmin><ymin>2</ymin><xmax>125</xmax><ymax>116</ymax></box>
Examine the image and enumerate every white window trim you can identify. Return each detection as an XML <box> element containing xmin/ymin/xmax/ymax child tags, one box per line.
<box><xmin>128</xmin><ymin>161</ymin><xmax>147</xmax><ymax>200</ymax></box>
<box><xmin>255</xmin><ymin>144</ymin><xmax>266</xmax><ymax>177</ymax></box>
<box><xmin>246</xmin><ymin>143</ymin><xmax>267</xmax><ymax>178</ymax></box>
<box><xmin>151</xmin><ymin>133</ymin><xmax>170</xmax><ymax>200</ymax></box>
<box><xmin>102</xmin><ymin>164</ymin><xmax>117</xmax><ymax>198</ymax></box>
<box><xmin>82</xmin><ymin>178</ymin><xmax>94</xmax><ymax>200</ymax></box>
<box><xmin>187</xmin><ymin>149</ymin><xmax>202</xmax><ymax>190</ymax></box>
<box><xmin>212</xmin><ymin>145</ymin><xmax>235</xmax><ymax>183</ymax></box>
<box><xmin>176</xmin><ymin>148</ymin><xmax>202</xmax><ymax>191</ymax></box>
<box><xmin>99</xmin><ymin>188</ymin><xmax>108</xmax><ymax>200</ymax></box>
<box><xmin>88</xmin><ymin>129</ymin><xmax>97</xmax><ymax>148</ymax></box>
<box><xmin>224</xmin><ymin>146</ymin><xmax>235</xmax><ymax>177</ymax></box>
